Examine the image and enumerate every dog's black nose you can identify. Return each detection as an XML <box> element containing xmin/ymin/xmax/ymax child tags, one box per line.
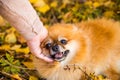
<box><xmin>52</xmin><ymin>45</ymin><xmax>59</xmax><ymax>52</ymax></box>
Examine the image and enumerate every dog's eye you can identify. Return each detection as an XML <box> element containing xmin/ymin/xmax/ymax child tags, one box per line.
<box><xmin>45</xmin><ymin>43</ymin><xmax>51</xmax><ymax>49</ymax></box>
<box><xmin>60</xmin><ymin>39</ymin><xmax>67</xmax><ymax>44</ymax></box>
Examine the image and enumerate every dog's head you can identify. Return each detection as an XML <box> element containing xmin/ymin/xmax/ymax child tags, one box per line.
<box><xmin>41</xmin><ymin>24</ymin><xmax>82</xmax><ymax>63</ymax></box>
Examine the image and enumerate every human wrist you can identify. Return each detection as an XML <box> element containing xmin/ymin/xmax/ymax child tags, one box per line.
<box><xmin>26</xmin><ymin>25</ymin><xmax>48</xmax><ymax>42</ymax></box>
<box><xmin>23</xmin><ymin>19</ymin><xmax>47</xmax><ymax>41</ymax></box>
<box><xmin>0</xmin><ymin>0</ymin><xmax>47</xmax><ymax>41</ymax></box>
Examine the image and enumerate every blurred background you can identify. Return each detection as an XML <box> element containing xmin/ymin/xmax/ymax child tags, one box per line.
<box><xmin>0</xmin><ymin>0</ymin><xmax>120</xmax><ymax>80</ymax></box>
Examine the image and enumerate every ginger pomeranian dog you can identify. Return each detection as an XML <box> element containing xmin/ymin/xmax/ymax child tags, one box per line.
<box><xmin>33</xmin><ymin>18</ymin><xmax>120</xmax><ymax>80</ymax></box>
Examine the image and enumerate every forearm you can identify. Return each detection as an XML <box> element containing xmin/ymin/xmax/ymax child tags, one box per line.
<box><xmin>0</xmin><ymin>0</ymin><xmax>44</xmax><ymax>40</ymax></box>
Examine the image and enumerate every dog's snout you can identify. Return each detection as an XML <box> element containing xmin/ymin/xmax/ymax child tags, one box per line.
<box><xmin>52</xmin><ymin>45</ymin><xmax>59</xmax><ymax>52</ymax></box>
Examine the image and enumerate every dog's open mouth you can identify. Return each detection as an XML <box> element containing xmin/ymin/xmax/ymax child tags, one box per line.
<box><xmin>50</xmin><ymin>50</ymin><xmax>70</xmax><ymax>62</ymax></box>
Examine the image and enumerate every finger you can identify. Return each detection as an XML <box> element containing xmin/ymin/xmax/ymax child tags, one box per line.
<box><xmin>27</xmin><ymin>37</ymin><xmax>53</xmax><ymax>62</ymax></box>
<box><xmin>31</xmin><ymin>45</ymin><xmax>53</xmax><ymax>62</ymax></box>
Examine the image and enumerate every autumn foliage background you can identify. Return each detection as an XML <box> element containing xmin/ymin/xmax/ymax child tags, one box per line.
<box><xmin>0</xmin><ymin>0</ymin><xmax>120</xmax><ymax>80</ymax></box>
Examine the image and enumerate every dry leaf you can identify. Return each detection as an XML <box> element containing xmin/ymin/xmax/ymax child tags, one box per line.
<box><xmin>93</xmin><ymin>2</ymin><xmax>101</xmax><ymax>8</ymax></box>
<box><xmin>29</xmin><ymin>76</ymin><xmax>38</xmax><ymax>80</ymax></box>
<box><xmin>104</xmin><ymin>11</ymin><xmax>114</xmax><ymax>18</ymax></box>
<box><xmin>36</xmin><ymin>4</ymin><xmax>50</xmax><ymax>13</ymax></box>
<box><xmin>0</xmin><ymin>44</ymin><xmax>10</xmax><ymax>50</ymax></box>
<box><xmin>23</xmin><ymin>61</ymin><xmax>34</xmax><ymax>69</ymax></box>
<box><xmin>11</xmin><ymin>45</ymin><xmax>21</xmax><ymax>50</ymax></box>
<box><xmin>12</xmin><ymin>74</ymin><xmax>22</xmax><ymax>80</ymax></box>
<box><xmin>0</xmin><ymin>16</ymin><xmax>6</xmax><ymax>26</ymax></box>
<box><xmin>17</xmin><ymin>35</ymin><xmax>26</xmax><ymax>43</ymax></box>
<box><xmin>15</xmin><ymin>47</ymin><xmax>30</xmax><ymax>54</ymax></box>
<box><xmin>33</xmin><ymin>0</ymin><xmax>46</xmax><ymax>7</ymax></box>
<box><xmin>29</xmin><ymin>0</ymin><xmax>38</xmax><ymax>4</ymax></box>
<box><xmin>50</xmin><ymin>1</ymin><xmax>57</xmax><ymax>8</ymax></box>
<box><xmin>5</xmin><ymin>33</ymin><xmax>17</xmax><ymax>43</ymax></box>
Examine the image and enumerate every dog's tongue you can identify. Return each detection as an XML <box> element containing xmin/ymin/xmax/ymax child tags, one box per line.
<box><xmin>55</xmin><ymin>52</ymin><xmax>63</xmax><ymax>58</ymax></box>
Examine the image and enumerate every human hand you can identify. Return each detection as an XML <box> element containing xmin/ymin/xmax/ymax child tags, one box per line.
<box><xmin>27</xmin><ymin>27</ymin><xmax>53</xmax><ymax>62</ymax></box>
<box><xmin>0</xmin><ymin>0</ymin><xmax>53</xmax><ymax>62</ymax></box>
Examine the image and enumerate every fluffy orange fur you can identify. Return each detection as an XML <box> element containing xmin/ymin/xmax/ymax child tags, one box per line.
<box><xmin>33</xmin><ymin>18</ymin><xmax>120</xmax><ymax>80</ymax></box>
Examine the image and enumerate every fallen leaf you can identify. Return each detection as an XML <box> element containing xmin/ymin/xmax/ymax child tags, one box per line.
<box><xmin>93</xmin><ymin>2</ymin><xmax>101</xmax><ymax>8</ymax></box>
<box><xmin>5</xmin><ymin>32</ymin><xmax>17</xmax><ymax>44</ymax></box>
<box><xmin>36</xmin><ymin>4</ymin><xmax>50</xmax><ymax>13</ymax></box>
<box><xmin>50</xmin><ymin>1</ymin><xmax>57</xmax><ymax>8</ymax></box>
<box><xmin>29</xmin><ymin>76</ymin><xmax>38</xmax><ymax>80</ymax></box>
<box><xmin>16</xmin><ymin>34</ymin><xmax>26</xmax><ymax>43</ymax></box>
<box><xmin>33</xmin><ymin>0</ymin><xmax>46</xmax><ymax>7</ymax></box>
<box><xmin>0</xmin><ymin>44</ymin><xmax>10</xmax><ymax>50</ymax></box>
<box><xmin>104</xmin><ymin>11</ymin><xmax>114</xmax><ymax>18</ymax></box>
<box><xmin>62</xmin><ymin>0</ymin><xmax>70</xmax><ymax>4</ymax></box>
<box><xmin>29</xmin><ymin>0</ymin><xmax>38</xmax><ymax>4</ymax></box>
<box><xmin>15</xmin><ymin>47</ymin><xmax>30</xmax><ymax>54</ymax></box>
<box><xmin>85</xmin><ymin>1</ymin><xmax>92</xmax><ymax>7</ymax></box>
<box><xmin>12</xmin><ymin>74</ymin><xmax>22</xmax><ymax>80</ymax></box>
<box><xmin>11</xmin><ymin>45</ymin><xmax>21</xmax><ymax>50</ymax></box>
<box><xmin>0</xmin><ymin>16</ymin><xmax>6</xmax><ymax>26</ymax></box>
<box><xmin>6</xmin><ymin>27</ymin><xmax>16</xmax><ymax>33</ymax></box>
<box><xmin>22</xmin><ymin>61</ymin><xmax>34</xmax><ymax>69</ymax></box>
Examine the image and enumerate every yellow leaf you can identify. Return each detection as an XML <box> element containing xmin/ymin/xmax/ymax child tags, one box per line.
<box><xmin>16</xmin><ymin>35</ymin><xmax>26</xmax><ymax>43</ymax></box>
<box><xmin>63</xmin><ymin>12</ymin><xmax>72</xmax><ymax>20</ymax></box>
<box><xmin>33</xmin><ymin>0</ymin><xmax>46</xmax><ymax>7</ymax></box>
<box><xmin>0</xmin><ymin>16</ymin><xmax>6</xmax><ymax>26</ymax></box>
<box><xmin>97</xmin><ymin>75</ymin><xmax>110</xmax><ymax>80</ymax></box>
<box><xmin>0</xmin><ymin>44</ymin><xmax>10</xmax><ymax>50</ymax></box>
<box><xmin>15</xmin><ymin>47</ymin><xmax>30</xmax><ymax>54</ymax></box>
<box><xmin>45</xmin><ymin>25</ymin><xmax>49</xmax><ymax>29</ymax></box>
<box><xmin>62</xmin><ymin>0</ymin><xmax>70</xmax><ymax>4</ymax></box>
<box><xmin>12</xmin><ymin>74</ymin><xmax>22</xmax><ymax>80</ymax></box>
<box><xmin>59</xmin><ymin>4</ymin><xmax>66</xmax><ymax>10</ymax></box>
<box><xmin>23</xmin><ymin>61</ymin><xmax>34</xmax><ymax>69</ymax></box>
<box><xmin>104</xmin><ymin>11</ymin><xmax>114</xmax><ymax>18</ymax></box>
<box><xmin>0</xmin><ymin>32</ymin><xmax>5</xmax><ymax>39</ymax></box>
<box><xmin>85</xmin><ymin>1</ymin><xmax>92</xmax><ymax>6</ymax></box>
<box><xmin>6</xmin><ymin>27</ymin><xmax>16</xmax><ymax>33</ymax></box>
<box><xmin>104</xmin><ymin>1</ymin><xmax>115</xmax><ymax>7</ymax></box>
<box><xmin>97</xmin><ymin>75</ymin><xmax>104</xmax><ymax>80</ymax></box>
<box><xmin>5</xmin><ymin>32</ymin><xmax>17</xmax><ymax>43</ymax></box>
<box><xmin>93</xmin><ymin>2</ymin><xmax>101</xmax><ymax>8</ymax></box>
<box><xmin>29</xmin><ymin>0</ymin><xmax>38</xmax><ymax>4</ymax></box>
<box><xmin>36</xmin><ymin>4</ymin><xmax>50</xmax><ymax>13</ymax></box>
<box><xmin>29</xmin><ymin>76</ymin><xmax>38</xmax><ymax>80</ymax></box>
<box><xmin>50</xmin><ymin>1</ymin><xmax>57</xmax><ymax>8</ymax></box>
<box><xmin>11</xmin><ymin>45</ymin><xmax>21</xmax><ymax>50</ymax></box>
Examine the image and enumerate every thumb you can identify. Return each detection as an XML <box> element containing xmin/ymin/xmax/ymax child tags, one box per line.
<box><xmin>32</xmin><ymin>46</ymin><xmax>53</xmax><ymax>62</ymax></box>
<box><xmin>27</xmin><ymin>41</ymin><xmax>53</xmax><ymax>62</ymax></box>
